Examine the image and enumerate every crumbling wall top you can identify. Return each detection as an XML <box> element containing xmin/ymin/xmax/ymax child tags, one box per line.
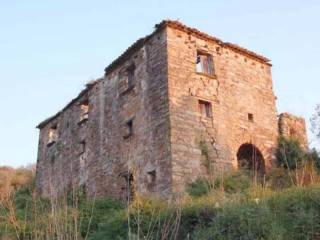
<box><xmin>278</xmin><ymin>112</ymin><xmax>308</xmax><ymax>147</ymax></box>
<box><xmin>36</xmin><ymin>79</ymin><xmax>99</xmax><ymax>129</ymax></box>
<box><xmin>38</xmin><ymin>19</ymin><xmax>272</xmax><ymax>129</ymax></box>
<box><xmin>157</xmin><ymin>20</ymin><xmax>270</xmax><ymax>64</ymax></box>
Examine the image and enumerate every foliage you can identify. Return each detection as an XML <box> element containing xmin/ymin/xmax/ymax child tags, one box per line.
<box><xmin>308</xmin><ymin>148</ymin><xmax>320</xmax><ymax>172</ymax></box>
<box><xmin>83</xmin><ymin>198</ymin><xmax>126</xmax><ymax>239</ymax></box>
<box><xmin>186</xmin><ymin>177</ymin><xmax>211</xmax><ymax>197</ymax></box>
<box><xmin>215</xmin><ymin>170</ymin><xmax>251</xmax><ymax>193</ymax></box>
<box><xmin>199</xmin><ymin>139</ymin><xmax>211</xmax><ymax>170</ymax></box>
<box><xmin>266</xmin><ymin>167</ymin><xmax>294</xmax><ymax>190</ymax></box>
<box><xmin>2</xmin><ymin>163</ymin><xmax>320</xmax><ymax>239</ymax></box>
<box><xmin>193</xmin><ymin>186</ymin><xmax>320</xmax><ymax>240</ymax></box>
<box><xmin>0</xmin><ymin>166</ymin><xmax>35</xmax><ymax>200</ymax></box>
<box><xmin>276</xmin><ymin>136</ymin><xmax>308</xmax><ymax>170</ymax></box>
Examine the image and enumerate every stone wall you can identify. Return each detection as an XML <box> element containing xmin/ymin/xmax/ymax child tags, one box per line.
<box><xmin>278</xmin><ymin>113</ymin><xmax>308</xmax><ymax>147</ymax></box>
<box><xmin>166</xmin><ymin>26</ymin><xmax>279</xmax><ymax>193</ymax></box>
<box><xmin>36</xmin><ymin>28</ymin><xmax>172</xmax><ymax>199</ymax></box>
<box><xmin>36</xmin><ymin>20</ymin><xmax>307</xmax><ymax>200</ymax></box>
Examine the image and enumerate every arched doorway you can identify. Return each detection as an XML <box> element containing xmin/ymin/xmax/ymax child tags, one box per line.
<box><xmin>237</xmin><ymin>143</ymin><xmax>265</xmax><ymax>175</ymax></box>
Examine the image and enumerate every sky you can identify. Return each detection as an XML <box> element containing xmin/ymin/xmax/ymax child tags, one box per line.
<box><xmin>0</xmin><ymin>0</ymin><xmax>319</xmax><ymax>167</ymax></box>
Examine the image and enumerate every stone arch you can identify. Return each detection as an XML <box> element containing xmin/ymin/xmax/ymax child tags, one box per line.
<box><xmin>236</xmin><ymin>143</ymin><xmax>265</xmax><ymax>174</ymax></box>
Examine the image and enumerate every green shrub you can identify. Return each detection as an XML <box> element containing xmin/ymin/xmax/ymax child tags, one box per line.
<box><xmin>193</xmin><ymin>186</ymin><xmax>320</xmax><ymax>240</ymax></box>
<box><xmin>80</xmin><ymin>197</ymin><xmax>126</xmax><ymax>238</ymax></box>
<box><xmin>186</xmin><ymin>177</ymin><xmax>211</xmax><ymax>197</ymax></box>
<box><xmin>215</xmin><ymin>170</ymin><xmax>251</xmax><ymax>193</ymax></box>
<box><xmin>266</xmin><ymin>168</ymin><xmax>293</xmax><ymax>190</ymax></box>
<box><xmin>3</xmin><ymin>164</ymin><xmax>320</xmax><ymax>239</ymax></box>
<box><xmin>276</xmin><ymin>137</ymin><xmax>307</xmax><ymax>170</ymax></box>
<box><xmin>308</xmin><ymin>148</ymin><xmax>320</xmax><ymax>172</ymax></box>
<box><xmin>193</xmin><ymin>202</ymin><xmax>280</xmax><ymax>240</ymax></box>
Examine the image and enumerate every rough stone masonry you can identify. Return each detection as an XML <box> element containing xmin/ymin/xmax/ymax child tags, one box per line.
<box><xmin>36</xmin><ymin>20</ymin><xmax>308</xmax><ymax>200</ymax></box>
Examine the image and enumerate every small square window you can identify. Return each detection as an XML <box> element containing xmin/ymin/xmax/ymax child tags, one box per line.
<box><xmin>199</xmin><ymin>100</ymin><xmax>212</xmax><ymax>118</ymax></box>
<box><xmin>196</xmin><ymin>51</ymin><xmax>214</xmax><ymax>76</ymax></box>
<box><xmin>147</xmin><ymin>170</ymin><xmax>156</xmax><ymax>184</ymax></box>
<box><xmin>248</xmin><ymin>113</ymin><xmax>254</xmax><ymax>122</ymax></box>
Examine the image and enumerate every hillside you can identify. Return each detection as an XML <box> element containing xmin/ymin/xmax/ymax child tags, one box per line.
<box><xmin>1</xmin><ymin>138</ymin><xmax>320</xmax><ymax>239</ymax></box>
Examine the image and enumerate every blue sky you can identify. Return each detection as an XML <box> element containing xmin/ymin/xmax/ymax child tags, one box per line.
<box><xmin>0</xmin><ymin>0</ymin><xmax>319</xmax><ymax>167</ymax></box>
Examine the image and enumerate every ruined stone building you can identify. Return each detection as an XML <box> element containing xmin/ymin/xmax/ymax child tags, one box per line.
<box><xmin>36</xmin><ymin>20</ymin><xmax>308</xmax><ymax>200</ymax></box>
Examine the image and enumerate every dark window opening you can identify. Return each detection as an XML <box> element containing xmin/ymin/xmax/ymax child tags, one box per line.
<box><xmin>147</xmin><ymin>170</ymin><xmax>156</xmax><ymax>192</ymax></box>
<box><xmin>147</xmin><ymin>170</ymin><xmax>156</xmax><ymax>184</ymax></box>
<box><xmin>196</xmin><ymin>51</ymin><xmax>214</xmax><ymax>76</ymax></box>
<box><xmin>120</xmin><ymin>172</ymin><xmax>135</xmax><ymax>202</ymax></box>
<box><xmin>248</xmin><ymin>113</ymin><xmax>254</xmax><ymax>122</ymax></box>
<box><xmin>123</xmin><ymin>119</ymin><xmax>133</xmax><ymax>139</ymax></box>
<box><xmin>47</xmin><ymin>124</ymin><xmax>58</xmax><ymax>146</ymax></box>
<box><xmin>127</xmin><ymin>64</ymin><xmax>135</xmax><ymax>88</ymax></box>
<box><xmin>199</xmin><ymin>100</ymin><xmax>212</xmax><ymax>118</ymax></box>
<box><xmin>79</xmin><ymin>140</ymin><xmax>86</xmax><ymax>155</ymax></box>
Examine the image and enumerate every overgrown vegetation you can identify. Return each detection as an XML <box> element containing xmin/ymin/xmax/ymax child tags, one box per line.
<box><xmin>276</xmin><ymin>136</ymin><xmax>320</xmax><ymax>171</ymax></box>
<box><xmin>1</xmin><ymin>136</ymin><xmax>320</xmax><ymax>239</ymax></box>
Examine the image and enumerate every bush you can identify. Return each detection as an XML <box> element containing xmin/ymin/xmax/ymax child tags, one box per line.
<box><xmin>266</xmin><ymin>168</ymin><xmax>293</xmax><ymax>190</ymax></box>
<box><xmin>82</xmin><ymin>197</ymin><xmax>126</xmax><ymax>239</ymax></box>
<box><xmin>193</xmin><ymin>186</ymin><xmax>320</xmax><ymax>240</ymax></box>
<box><xmin>215</xmin><ymin>170</ymin><xmax>252</xmax><ymax>193</ymax></box>
<box><xmin>276</xmin><ymin>137</ymin><xmax>307</xmax><ymax>170</ymax></box>
<box><xmin>0</xmin><ymin>166</ymin><xmax>34</xmax><ymax>200</ymax></box>
<box><xmin>186</xmin><ymin>177</ymin><xmax>211</xmax><ymax>197</ymax></box>
<box><xmin>308</xmin><ymin>148</ymin><xmax>320</xmax><ymax>172</ymax></box>
<box><xmin>2</xmin><ymin>164</ymin><xmax>320</xmax><ymax>239</ymax></box>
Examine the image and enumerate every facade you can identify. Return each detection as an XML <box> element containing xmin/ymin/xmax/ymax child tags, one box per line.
<box><xmin>36</xmin><ymin>20</ymin><xmax>307</xmax><ymax>200</ymax></box>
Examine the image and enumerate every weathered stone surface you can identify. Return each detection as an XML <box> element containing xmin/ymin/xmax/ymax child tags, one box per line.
<box><xmin>35</xmin><ymin>20</ymin><xmax>308</xmax><ymax>200</ymax></box>
<box><xmin>279</xmin><ymin>113</ymin><xmax>308</xmax><ymax>147</ymax></box>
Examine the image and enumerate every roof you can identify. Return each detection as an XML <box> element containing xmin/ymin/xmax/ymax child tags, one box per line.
<box><xmin>37</xmin><ymin>20</ymin><xmax>270</xmax><ymax>129</ymax></box>
<box><xmin>36</xmin><ymin>80</ymin><xmax>98</xmax><ymax>128</ymax></box>
<box><xmin>104</xmin><ymin>20</ymin><xmax>270</xmax><ymax>75</ymax></box>
<box><xmin>162</xmin><ymin>20</ymin><xmax>270</xmax><ymax>63</ymax></box>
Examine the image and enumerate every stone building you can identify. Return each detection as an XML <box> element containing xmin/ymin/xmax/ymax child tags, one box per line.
<box><xmin>36</xmin><ymin>20</ymin><xmax>307</xmax><ymax>200</ymax></box>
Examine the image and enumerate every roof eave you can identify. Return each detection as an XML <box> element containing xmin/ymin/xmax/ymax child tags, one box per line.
<box><xmin>36</xmin><ymin>80</ymin><xmax>99</xmax><ymax>129</ymax></box>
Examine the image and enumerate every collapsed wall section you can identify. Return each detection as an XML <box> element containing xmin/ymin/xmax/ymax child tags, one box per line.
<box><xmin>278</xmin><ymin>113</ymin><xmax>308</xmax><ymax>147</ymax></box>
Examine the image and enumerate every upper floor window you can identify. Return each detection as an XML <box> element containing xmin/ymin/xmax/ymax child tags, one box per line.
<box><xmin>127</xmin><ymin>64</ymin><xmax>135</xmax><ymax>88</ymax></box>
<box><xmin>119</xmin><ymin>64</ymin><xmax>136</xmax><ymax>96</ymax></box>
<box><xmin>48</xmin><ymin>124</ymin><xmax>58</xmax><ymax>146</ymax></box>
<box><xmin>79</xmin><ymin>99</ymin><xmax>89</xmax><ymax>123</ymax></box>
<box><xmin>196</xmin><ymin>51</ymin><xmax>214</xmax><ymax>76</ymax></box>
<box><xmin>199</xmin><ymin>100</ymin><xmax>212</xmax><ymax>118</ymax></box>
